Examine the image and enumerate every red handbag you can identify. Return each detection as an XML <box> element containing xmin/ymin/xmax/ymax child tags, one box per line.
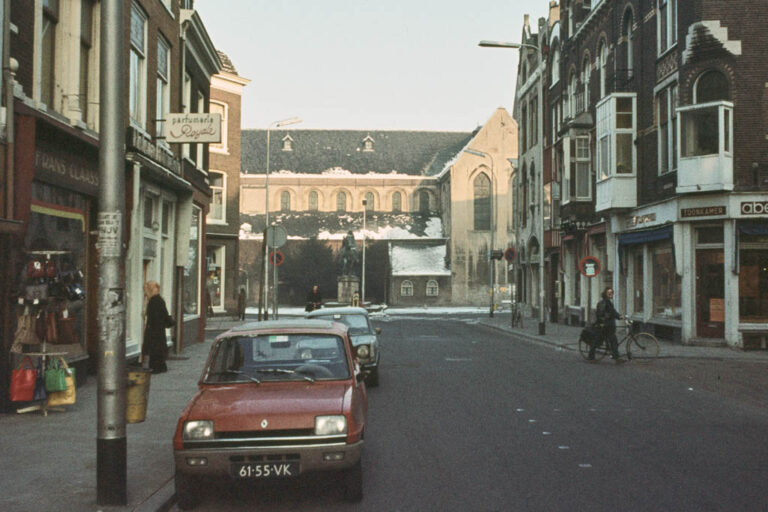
<box><xmin>10</xmin><ymin>357</ymin><xmax>37</xmax><ymax>402</ymax></box>
<box><xmin>27</xmin><ymin>260</ymin><xmax>45</xmax><ymax>279</ymax></box>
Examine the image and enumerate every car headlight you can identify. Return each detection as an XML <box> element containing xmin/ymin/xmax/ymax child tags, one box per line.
<box><xmin>356</xmin><ymin>345</ymin><xmax>370</xmax><ymax>359</ymax></box>
<box><xmin>183</xmin><ymin>420</ymin><xmax>214</xmax><ymax>440</ymax></box>
<box><xmin>315</xmin><ymin>415</ymin><xmax>347</xmax><ymax>435</ymax></box>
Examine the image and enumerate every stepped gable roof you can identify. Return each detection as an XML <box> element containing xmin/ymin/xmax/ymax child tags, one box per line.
<box><xmin>241</xmin><ymin>129</ymin><xmax>474</xmax><ymax>177</ymax></box>
<box><xmin>216</xmin><ymin>50</ymin><xmax>238</xmax><ymax>75</ymax></box>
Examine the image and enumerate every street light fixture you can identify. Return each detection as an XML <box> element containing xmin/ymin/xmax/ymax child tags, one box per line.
<box><xmin>464</xmin><ymin>148</ymin><xmax>496</xmax><ymax>318</ymax></box>
<box><xmin>478</xmin><ymin>38</ymin><xmax>546</xmax><ymax>335</ymax></box>
<box><xmin>264</xmin><ymin>116</ymin><xmax>301</xmax><ymax>320</ymax></box>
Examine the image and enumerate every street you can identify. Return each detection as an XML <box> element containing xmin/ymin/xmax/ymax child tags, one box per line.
<box><xmin>173</xmin><ymin>314</ymin><xmax>768</xmax><ymax>511</ymax></box>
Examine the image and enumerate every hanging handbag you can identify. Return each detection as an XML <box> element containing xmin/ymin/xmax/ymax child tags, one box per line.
<box><xmin>56</xmin><ymin>306</ymin><xmax>77</xmax><ymax>345</ymax></box>
<box><xmin>46</xmin><ymin>306</ymin><xmax>59</xmax><ymax>344</ymax></box>
<box><xmin>47</xmin><ymin>359</ymin><xmax>76</xmax><ymax>406</ymax></box>
<box><xmin>10</xmin><ymin>357</ymin><xmax>37</xmax><ymax>402</ymax></box>
<box><xmin>33</xmin><ymin>358</ymin><xmax>47</xmax><ymax>401</ymax></box>
<box><xmin>11</xmin><ymin>307</ymin><xmax>40</xmax><ymax>352</ymax></box>
<box><xmin>44</xmin><ymin>357</ymin><xmax>68</xmax><ymax>392</ymax></box>
<box><xmin>26</xmin><ymin>259</ymin><xmax>45</xmax><ymax>279</ymax></box>
<box><xmin>24</xmin><ymin>283</ymin><xmax>49</xmax><ymax>301</ymax></box>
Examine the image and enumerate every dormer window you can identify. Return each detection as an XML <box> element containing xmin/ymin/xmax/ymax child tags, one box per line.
<box><xmin>281</xmin><ymin>135</ymin><xmax>294</xmax><ymax>151</ymax></box>
<box><xmin>362</xmin><ymin>135</ymin><xmax>375</xmax><ymax>152</ymax></box>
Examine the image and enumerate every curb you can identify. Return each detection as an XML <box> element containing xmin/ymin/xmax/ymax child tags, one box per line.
<box><xmin>132</xmin><ymin>476</ymin><xmax>175</xmax><ymax>512</ymax></box>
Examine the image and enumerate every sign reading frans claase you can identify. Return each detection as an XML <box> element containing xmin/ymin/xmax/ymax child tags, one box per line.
<box><xmin>165</xmin><ymin>113</ymin><xmax>222</xmax><ymax>143</ymax></box>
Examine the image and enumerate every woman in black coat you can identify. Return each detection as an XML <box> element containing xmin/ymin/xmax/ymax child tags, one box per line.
<box><xmin>592</xmin><ymin>286</ymin><xmax>623</xmax><ymax>361</ymax></box>
<box><xmin>142</xmin><ymin>281</ymin><xmax>173</xmax><ymax>373</ymax></box>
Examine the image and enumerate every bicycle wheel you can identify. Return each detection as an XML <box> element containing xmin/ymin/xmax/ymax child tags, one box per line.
<box><xmin>627</xmin><ymin>332</ymin><xmax>660</xmax><ymax>361</ymax></box>
<box><xmin>579</xmin><ymin>335</ymin><xmax>607</xmax><ymax>361</ymax></box>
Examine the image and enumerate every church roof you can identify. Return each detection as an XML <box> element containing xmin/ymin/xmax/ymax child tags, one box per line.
<box><xmin>390</xmin><ymin>242</ymin><xmax>451</xmax><ymax>276</ymax></box>
<box><xmin>241</xmin><ymin>129</ymin><xmax>474</xmax><ymax>177</ymax></box>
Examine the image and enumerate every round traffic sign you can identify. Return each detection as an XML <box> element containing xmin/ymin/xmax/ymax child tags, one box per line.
<box><xmin>579</xmin><ymin>255</ymin><xmax>601</xmax><ymax>278</ymax></box>
<box><xmin>269</xmin><ymin>250</ymin><xmax>285</xmax><ymax>266</ymax></box>
<box><xmin>504</xmin><ymin>247</ymin><xmax>517</xmax><ymax>262</ymax></box>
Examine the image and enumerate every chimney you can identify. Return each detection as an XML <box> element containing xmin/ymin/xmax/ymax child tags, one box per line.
<box><xmin>524</xmin><ymin>14</ymin><xmax>530</xmax><ymax>27</ymax></box>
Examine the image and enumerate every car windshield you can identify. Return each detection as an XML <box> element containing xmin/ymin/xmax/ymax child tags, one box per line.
<box><xmin>204</xmin><ymin>334</ymin><xmax>350</xmax><ymax>383</ymax></box>
<box><xmin>314</xmin><ymin>314</ymin><xmax>372</xmax><ymax>335</ymax></box>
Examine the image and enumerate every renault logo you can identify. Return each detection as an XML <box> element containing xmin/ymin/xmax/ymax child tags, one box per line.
<box><xmin>261</xmin><ymin>419</ymin><xmax>268</xmax><ymax>429</ymax></box>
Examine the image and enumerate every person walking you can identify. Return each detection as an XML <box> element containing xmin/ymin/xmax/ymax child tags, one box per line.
<box><xmin>236</xmin><ymin>287</ymin><xmax>246</xmax><ymax>321</ymax></box>
<box><xmin>591</xmin><ymin>286</ymin><xmax>624</xmax><ymax>362</ymax></box>
<box><xmin>142</xmin><ymin>281</ymin><xmax>174</xmax><ymax>374</ymax></box>
<box><xmin>305</xmin><ymin>284</ymin><xmax>322</xmax><ymax>312</ymax></box>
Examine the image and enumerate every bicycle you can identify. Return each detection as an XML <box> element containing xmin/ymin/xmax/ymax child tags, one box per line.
<box><xmin>578</xmin><ymin>317</ymin><xmax>660</xmax><ymax>362</ymax></box>
<box><xmin>510</xmin><ymin>301</ymin><xmax>523</xmax><ymax>328</ymax></box>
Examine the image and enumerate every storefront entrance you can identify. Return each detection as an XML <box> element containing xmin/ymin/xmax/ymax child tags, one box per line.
<box><xmin>696</xmin><ymin>249</ymin><xmax>725</xmax><ymax>338</ymax></box>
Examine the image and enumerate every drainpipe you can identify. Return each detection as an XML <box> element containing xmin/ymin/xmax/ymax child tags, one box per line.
<box><xmin>4</xmin><ymin>0</ymin><xmax>14</xmax><ymax>222</ymax></box>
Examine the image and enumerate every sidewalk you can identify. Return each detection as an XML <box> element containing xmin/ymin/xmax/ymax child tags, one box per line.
<box><xmin>477</xmin><ymin>311</ymin><xmax>768</xmax><ymax>362</ymax></box>
<box><xmin>3</xmin><ymin>308</ymin><xmax>767</xmax><ymax>512</ymax></box>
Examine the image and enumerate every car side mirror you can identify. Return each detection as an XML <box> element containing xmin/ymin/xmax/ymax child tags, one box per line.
<box><xmin>375</xmin><ymin>327</ymin><xmax>382</xmax><ymax>335</ymax></box>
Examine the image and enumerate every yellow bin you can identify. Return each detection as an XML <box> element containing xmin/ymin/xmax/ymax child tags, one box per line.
<box><xmin>126</xmin><ymin>368</ymin><xmax>152</xmax><ymax>423</ymax></box>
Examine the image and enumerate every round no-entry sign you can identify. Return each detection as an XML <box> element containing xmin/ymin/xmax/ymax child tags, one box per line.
<box><xmin>269</xmin><ymin>250</ymin><xmax>284</xmax><ymax>266</ymax></box>
<box><xmin>579</xmin><ymin>256</ymin><xmax>601</xmax><ymax>278</ymax></box>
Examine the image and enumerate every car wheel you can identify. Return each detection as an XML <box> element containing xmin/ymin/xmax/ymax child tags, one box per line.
<box><xmin>175</xmin><ymin>470</ymin><xmax>200</xmax><ymax>510</ymax></box>
<box><xmin>366</xmin><ymin>368</ymin><xmax>379</xmax><ymax>388</ymax></box>
<box><xmin>342</xmin><ymin>459</ymin><xmax>363</xmax><ymax>502</ymax></box>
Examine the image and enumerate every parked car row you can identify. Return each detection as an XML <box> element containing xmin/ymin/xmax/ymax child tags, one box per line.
<box><xmin>172</xmin><ymin>306</ymin><xmax>381</xmax><ymax>509</ymax></box>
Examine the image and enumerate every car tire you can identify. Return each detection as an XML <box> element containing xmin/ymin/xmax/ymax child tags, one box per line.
<box><xmin>175</xmin><ymin>470</ymin><xmax>200</xmax><ymax>510</ymax></box>
<box><xmin>342</xmin><ymin>459</ymin><xmax>363</xmax><ymax>502</ymax></box>
<box><xmin>366</xmin><ymin>368</ymin><xmax>379</xmax><ymax>388</ymax></box>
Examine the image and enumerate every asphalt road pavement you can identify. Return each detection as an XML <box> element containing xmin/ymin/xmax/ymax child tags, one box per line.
<box><xmin>173</xmin><ymin>314</ymin><xmax>768</xmax><ymax>511</ymax></box>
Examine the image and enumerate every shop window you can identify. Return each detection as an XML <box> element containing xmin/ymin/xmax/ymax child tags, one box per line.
<box><xmin>739</xmin><ymin>235</ymin><xmax>768</xmax><ymax>322</ymax></box>
<box><xmin>392</xmin><ymin>191</ymin><xmax>402</xmax><ymax>213</ymax></box>
<box><xmin>184</xmin><ymin>206</ymin><xmax>201</xmax><ymax>315</ymax></box>
<box><xmin>401</xmin><ymin>280</ymin><xmax>414</xmax><ymax>297</ymax></box>
<box><xmin>208</xmin><ymin>171</ymin><xmax>225</xmax><ymax>222</ymax></box>
<box><xmin>426</xmin><ymin>280</ymin><xmax>439</xmax><ymax>297</ymax></box>
<box><xmin>473</xmin><ymin>174</ymin><xmax>491</xmax><ymax>231</ymax></box>
<box><xmin>308</xmin><ymin>190</ymin><xmax>319</xmax><ymax>211</ymax></box>
<box><xmin>206</xmin><ymin>246</ymin><xmax>225</xmax><ymax>310</ymax></box>
<box><xmin>633</xmin><ymin>250</ymin><xmax>644</xmax><ymax>314</ymax></box>
<box><xmin>651</xmin><ymin>242</ymin><xmax>681</xmax><ymax>319</ymax></box>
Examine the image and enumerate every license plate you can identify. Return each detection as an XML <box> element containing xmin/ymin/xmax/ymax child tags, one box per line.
<box><xmin>232</xmin><ymin>462</ymin><xmax>298</xmax><ymax>479</ymax></box>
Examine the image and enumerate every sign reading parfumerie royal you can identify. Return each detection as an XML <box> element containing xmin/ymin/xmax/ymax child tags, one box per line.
<box><xmin>165</xmin><ymin>113</ymin><xmax>222</xmax><ymax>144</ymax></box>
<box><xmin>680</xmin><ymin>206</ymin><xmax>726</xmax><ymax>218</ymax></box>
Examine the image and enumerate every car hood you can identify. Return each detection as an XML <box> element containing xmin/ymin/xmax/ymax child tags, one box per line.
<box><xmin>350</xmin><ymin>333</ymin><xmax>377</xmax><ymax>346</ymax></box>
<box><xmin>187</xmin><ymin>381</ymin><xmax>349</xmax><ymax>431</ymax></box>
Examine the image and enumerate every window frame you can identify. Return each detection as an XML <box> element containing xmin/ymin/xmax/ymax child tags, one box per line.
<box><xmin>657</xmin><ymin>83</ymin><xmax>678</xmax><ymax>175</ymax></box>
<box><xmin>657</xmin><ymin>0</ymin><xmax>678</xmax><ymax>56</ymax></box>
<box><xmin>426</xmin><ymin>279</ymin><xmax>439</xmax><ymax>297</ymax></box>
<box><xmin>209</xmin><ymin>100</ymin><xmax>228</xmax><ymax>154</ymax></box>
<box><xmin>129</xmin><ymin>2</ymin><xmax>147</xmax><ymax>128</ymax></box>
<box><xmin>156</xmin><ymin>34</ymin><xmax>171</xmax><ymax>143</ymax></box>
<box><xmin>207</xmin><ymin>170</ymin><xmax>226</xmax><ymax>223</ymax></box>
<box><xmin>400</xmin><ymin>280</ymin><xmax>414</xmax><ymax>297</ymax></box>
<box><xmin>473</xmin><ymin>174</ymin><xmax>491</xmax><ymax>231</ymax></box>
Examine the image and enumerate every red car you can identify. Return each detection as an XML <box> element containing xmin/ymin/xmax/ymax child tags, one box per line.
<box><xmin>173</xmin><ymin>319</ymin><xmax>368</xmax><ymax>509</ymax></box>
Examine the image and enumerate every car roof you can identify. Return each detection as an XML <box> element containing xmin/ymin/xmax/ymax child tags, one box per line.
<box><xmin>227</xmin><ymin>319</ymin><xmax>342</xmax><ymax>334</ymax></box>
<box><xmin>306</xmin><ymin>306</ymin><xmax>369</xmax><ymax>317</ymax></box>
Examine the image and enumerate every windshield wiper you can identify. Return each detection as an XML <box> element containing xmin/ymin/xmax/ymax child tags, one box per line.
<box><xmin>210</xmin><ymin>369</ymin><xmax>261</xmax><ymax>384</ymax></box>
<box><xmin>257</xmin><ymin>368</ymin><xmax>315</xmax><ymax>383</ymax></box>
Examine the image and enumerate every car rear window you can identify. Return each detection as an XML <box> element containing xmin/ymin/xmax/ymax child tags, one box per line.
<box><xmin>205</xmin><ymin>334</ymin><xmax>350</xmax><ymax>383</ymax></box>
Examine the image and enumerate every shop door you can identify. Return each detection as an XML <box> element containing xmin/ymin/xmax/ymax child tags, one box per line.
<box><xmin>696</xmin><ymin>249</ymin><xmax>725</xmax><ymax>338</ymax></box>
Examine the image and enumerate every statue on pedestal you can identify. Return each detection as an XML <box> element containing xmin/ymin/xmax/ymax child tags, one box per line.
<box><xmin>339</xmin><ymin>231</ymin><xmax>360</xmax><ymax>276</ymax></box>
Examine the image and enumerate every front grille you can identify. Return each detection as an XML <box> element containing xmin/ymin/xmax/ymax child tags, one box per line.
<box><xmin>217</xmin><ymin>429</ymin><xmax>313</xmax><ymax>439</ymax></box>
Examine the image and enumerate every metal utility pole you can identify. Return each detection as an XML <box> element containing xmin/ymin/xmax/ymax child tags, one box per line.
<box><xmin>361</xmin><ymin>199</ymin><xmax>367</xmax><ymax>305</ymax></box>
<box><xmin>97</xmin><ymin>0</ymin><xmax>127</xmax><ymax>505</ymax></box>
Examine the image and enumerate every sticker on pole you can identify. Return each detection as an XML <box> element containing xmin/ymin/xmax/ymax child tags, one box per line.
<box><xmin>269</xmin><ymin>250</ymin><xmax>284</xmax><ymax>266</ymax></box>
<box><xmin>579</xmin><ymin>256</ymin><xmax>601</xmax><ymax>278</ymax></box>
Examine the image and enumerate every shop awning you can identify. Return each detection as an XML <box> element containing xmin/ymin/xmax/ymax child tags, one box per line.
<box><xmin>738</xmin><ymin>222</ymin><xmax>768</xmax><ymax>236</ymax></box>
<box><xmin>618</xmin><ymin>225</ymin><xmax>673</xmax><ymax>246</ymax></box>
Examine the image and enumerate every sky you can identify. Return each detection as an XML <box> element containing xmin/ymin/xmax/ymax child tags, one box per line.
<box><xmin>195</xmin><ymin>0</ymin><xmax>545</xmax><ymax>132</ymax></box>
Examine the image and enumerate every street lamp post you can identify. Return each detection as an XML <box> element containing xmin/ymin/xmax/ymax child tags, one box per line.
<box><xmin>478</xmin><ymin>39</ymin><xmax>546</xmax><ymax>335</ymax></box>
<box><xmin>361</xmin><ymin>199</ymin><xmax>367</xmax><ymax>306</ymax></box>
<box><xmin>464</xmin><ymin>148</ymin><xmax>495</xmax><ymax>318</ymax></box>
<box><xmin>264</xmin><ymin>117</ymin><xmax>301</xmax><ymax>320</ymax></box>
